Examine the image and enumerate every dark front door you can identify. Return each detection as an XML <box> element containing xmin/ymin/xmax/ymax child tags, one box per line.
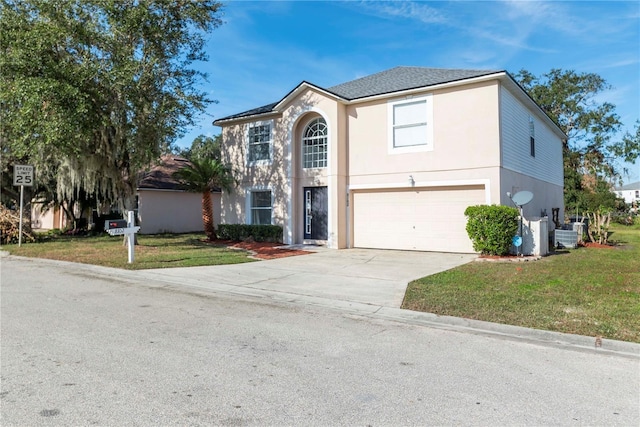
<box><xmin>303</xmin><ymin>186</ymin><xmax>328</xmax><ymax>240</ymax></box>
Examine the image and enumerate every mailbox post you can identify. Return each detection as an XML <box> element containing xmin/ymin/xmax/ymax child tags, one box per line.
<box><xmin>105</xmin><ymin>211</ymin><xmax>140</xmax><ymax>263</ymax></box>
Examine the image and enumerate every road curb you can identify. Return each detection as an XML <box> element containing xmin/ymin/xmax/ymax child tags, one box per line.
<box><xmin>371</xmin><ymin>307</ymin><xmax>640</xmax><ymax>359</ymax></box>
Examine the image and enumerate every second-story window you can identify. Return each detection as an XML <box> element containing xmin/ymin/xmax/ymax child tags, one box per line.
<box><xmin>248</xmin><ymin>122</ymin><xmax>271</xmax><ymax>163</ymax></box>
<box><xmin>302</xmin><ymin>117</ymin><xmax>328</xmax><ymax>168</ymax></box>
<box><xmin>529</xmin><ymin>116</ymin><xmax>535</xmax><ymax>157</ymax></box>
<box><xmin>387</xmin><ymin>94</ymin><xmax>433</xmax><ymax>154</ymax></box>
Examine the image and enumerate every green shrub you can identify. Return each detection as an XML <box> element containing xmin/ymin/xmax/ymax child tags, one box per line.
<box><xmin>464</xmin><ymin>205</ymin><xmax>519</xmax><ymax>255</ymax></box>
<box><xmin>217</xmin><ymin>224</ymin><xmax>283</xmax><ymax>243</ymax></box>
<box><xmin>612</xmin><ymin>212</ymin><xmax>635</xmax><ymax>226</ymax></box>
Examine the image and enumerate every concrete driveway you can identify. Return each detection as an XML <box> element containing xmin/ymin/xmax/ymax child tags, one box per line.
<box><xmin>139</xmin><ymin>249</ymin><xmax>477</xmax><ymax>308</ymax></box>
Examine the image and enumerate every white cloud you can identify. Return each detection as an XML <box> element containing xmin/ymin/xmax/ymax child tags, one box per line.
<box><xmin>356</xmin><ymin>0</ymin><xmax>447</xmax><ymax>24</ymax></box>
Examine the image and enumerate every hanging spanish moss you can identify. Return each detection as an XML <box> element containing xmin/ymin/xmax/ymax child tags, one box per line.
<box><xmin>2</xmin><ymin>1</ymin><xmax>224</xmax><ymax>218</ymax></box>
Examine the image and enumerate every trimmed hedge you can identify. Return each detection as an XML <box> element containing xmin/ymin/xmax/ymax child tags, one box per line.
<box><xmin>464</xmin><ymin>205</ymin><xmax>519</xmax><ymax>255</ymax></box>
<box><xmin>217</xmin><ymin>224</ymin><xmax>283</xmax><ymax>243</ymax></box>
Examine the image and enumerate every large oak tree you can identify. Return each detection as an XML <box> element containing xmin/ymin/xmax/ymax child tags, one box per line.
<box><xmin>1</xmin><ymin>0</ymin><xmax>223</xmax><ymax>214</ymax></box>
<box><xmin>514</xmin><ymin>69</ymin><xmax>639</xmax><ymax>212</ymax></box>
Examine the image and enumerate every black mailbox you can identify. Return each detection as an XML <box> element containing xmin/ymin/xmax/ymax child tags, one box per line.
<box><xmin>106</xmin><ymin>219</ymin><xmax>128</xmax><ymax>229</ymax></box>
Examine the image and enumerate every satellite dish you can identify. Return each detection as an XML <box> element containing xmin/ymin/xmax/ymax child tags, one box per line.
<box><xmin>511</xmin><ymin>190</ymin><xmax>533</xmax><ymax>207</ymax></box>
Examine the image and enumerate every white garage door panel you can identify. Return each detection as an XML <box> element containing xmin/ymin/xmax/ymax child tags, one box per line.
<box><xmin>353</xmin><ymin>187</ymin><xmax>485</xmax><ymax>253</ymax></box>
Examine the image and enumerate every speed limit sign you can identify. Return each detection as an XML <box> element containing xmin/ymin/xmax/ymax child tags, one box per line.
<box><xmin>13</xmin><ymin>164</ymin><xmax>34</xmax><ymax>187</ymax></box>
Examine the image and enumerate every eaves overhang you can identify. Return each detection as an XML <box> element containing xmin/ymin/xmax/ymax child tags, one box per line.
<box><xmin>213</xmin><ymin>81</ymin><xmax>347</xmax><ymax>126</ymax></box>
<box><xmin>272</xmin><ymin>81</ymin><xmax>347</xmax><ymax>111</ymax></box>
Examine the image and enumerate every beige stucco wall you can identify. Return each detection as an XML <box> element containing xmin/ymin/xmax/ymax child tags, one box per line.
<box><xmin>347</xmin><ymin>80</ymin><xmax>501</xmax><ymax>187</ymax></box>
<box><xmin>220</xmin><ymin>88</ymin><xmax>348</xmax><ymax>247</ymax></box>
<box><xmin>138</xmin><ymin>190</ymin><xmax>221</xmax><ymax>234</ymax></box>
<box><xmin>32</xmin><ymin>203</ymin><xmax>67</xmax><ymax>230</ymax></box>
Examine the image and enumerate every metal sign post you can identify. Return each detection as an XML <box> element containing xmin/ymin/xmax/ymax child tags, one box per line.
<box><xmin>105</xmin><ymin>211</ymin><xmax>140</xmax><ymax>263</ymax></box>
<box><xmin>13</xmin><ymin>165</ymin><xmax>34</xmax><ymax>247</ymax></box>
<box><xmin>127</xmin><ymin>211</ymin><xmax>135</xmax><ymax>263</ymax></box>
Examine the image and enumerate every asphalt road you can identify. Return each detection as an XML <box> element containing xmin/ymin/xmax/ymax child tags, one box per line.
<box><xmin>1</xmin><ymin>255</ymin><xmax>638</xmax><ymax>426</ymax></box>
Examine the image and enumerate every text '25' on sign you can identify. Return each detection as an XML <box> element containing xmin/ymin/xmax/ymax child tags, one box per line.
<box><xmin>13</xmin><ymin>165</ymin><xmax>34</xmax><ymax>187</ymax></box>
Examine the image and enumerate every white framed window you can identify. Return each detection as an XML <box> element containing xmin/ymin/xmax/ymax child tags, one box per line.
<box><xmin>247</xmin><ymin>121</ymin><xmax>272</xmax><ymax>163</ymax></box>
<box><xmin>529</xmin><ymin>116</ymin><xmax>535</xmax><ymax>157</ymax></box>
<box><xmin>249</xmin><ymin>190</ymin><xmax>272</xmax><ymax>225</ymax></box>
<box><xmin>387</xmin><ymin>94</ymin><xmax>433</xmax><ymax>154</ymax></box>
<box><xmin>302</xmin><ymin>117</ymin><xmax>328</xmax><ymax>168</ymax></box>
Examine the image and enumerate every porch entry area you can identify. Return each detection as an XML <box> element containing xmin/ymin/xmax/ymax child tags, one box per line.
<box><xmin>303</xmin><ymin>186</ymin><xmax>328</xmax><ymax>241</ymax></box>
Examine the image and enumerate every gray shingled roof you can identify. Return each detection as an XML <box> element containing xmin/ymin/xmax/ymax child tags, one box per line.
<box><xmin>215</xmin><ymin>66</ymin><xmax>502</xmax><ymax>122</ymax></box>
<box><xmin>138</xmin><ymin>155</ymin><xmax>223</xmax><ymax>192</ymax></box>
<box><xmin>216</xmin><ymin>102</ymin><xmax>279</xmax><ymax>122</ymax></box>
<box><xmin>616</xmin><ymin>181</ymin><xmax>640</xmax><ymax>190</ymax></box>
<box><xmin>138</xmin><ymin>155</ymin><xmax>191</xmax><ymax>190</ymax></box>
<box><xmin>326</xmin><ymin>66</ymin><xmax>501</xmax><ymax>100</ymax></box>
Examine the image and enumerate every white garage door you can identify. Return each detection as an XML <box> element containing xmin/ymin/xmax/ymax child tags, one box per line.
<box><xmin>353</xmin><ymin>185</ymin><xmax>486</xmax><ymax>253</ymax></box>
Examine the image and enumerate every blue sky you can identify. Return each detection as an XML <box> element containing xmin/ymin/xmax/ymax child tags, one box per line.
<box><xmin>178</xmin><ymin>0</ymin><xmax>640</xmax><ymax>184</ymax></box>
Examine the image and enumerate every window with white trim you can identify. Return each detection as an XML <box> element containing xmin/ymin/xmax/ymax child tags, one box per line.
<box><xmin>302</xmin><ymin>117</ymin><xmax>328</xmax><ymax>168</ymax></box>
<box><xmin>247</xmin><ymin>122</ymin><xmax>271</xmax><ymax>163</ymax></box>
<box><xmin>388</xmin><ymin>95</ymin><xmax>433</xmax><ymax>153</ymax></box>
<box><xmin>250</xmin><ymin>190</ymin><xmax>272</xmax><ymax>225</ymax></box>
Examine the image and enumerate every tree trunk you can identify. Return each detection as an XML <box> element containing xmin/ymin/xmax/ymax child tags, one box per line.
<box><xmin>202</xmin><ymin>190</ymin><xmax>215</xmax><ymax>240</ymax></box>
<box><xmin>586</xmin><ymin>210</ymin><xmax>611</xmax><ymax>244</ymax></box>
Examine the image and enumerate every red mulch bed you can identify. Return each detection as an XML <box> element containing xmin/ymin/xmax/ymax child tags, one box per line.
<box><xmin>580</xmin><ymin>242</ymin><xmax>615</xmax><ymax>249</ymax></box>
<box><xmin>204</xmin><ymin>239</ymin><xmax>311</xmax><ymax>260</ymax></box>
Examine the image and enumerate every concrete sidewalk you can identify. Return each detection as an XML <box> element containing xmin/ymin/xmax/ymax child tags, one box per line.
<box><xmin>138</xmin><ymin>248</ymin><xmax>476</xmax><ymax>307</ymax></box>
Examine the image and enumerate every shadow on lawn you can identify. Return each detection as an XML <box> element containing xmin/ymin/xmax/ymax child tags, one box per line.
<box><xmin>545</xmin><ymin>247</ymin><xmax>572</xmax><ymax>257</ymax></box>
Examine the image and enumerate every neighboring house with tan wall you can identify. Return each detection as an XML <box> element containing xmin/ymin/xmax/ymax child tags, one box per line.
<box><xmin>137</xmin><ymin>156</ymin><xmax>221</xmax><ymax>234</ymax></box>
<box><xmin>30</xmin><ymin>156</ymin><xmax>220</xmax><ymax>234</ymax></box>
<box><xmin>214</xmin><ymin>66</ymin><xmax>565</xmax><ymax>253</ymax></box>
<box><xmin>31</xmin><ymin>202</ymin><xmax>68</xmax><ymax>230</ymax></box>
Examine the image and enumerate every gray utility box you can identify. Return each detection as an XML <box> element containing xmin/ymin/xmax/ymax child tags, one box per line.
<box><xmin>554</xmin><ymin>229</ymin><xmax>578</xmax><ymax>249</ymax></box>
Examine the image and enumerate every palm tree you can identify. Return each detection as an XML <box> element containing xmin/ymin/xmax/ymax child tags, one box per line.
<box><xmin>173</xmin><ymin>158</ymin><xmax>234</xmax><ymax>240</ymax></box>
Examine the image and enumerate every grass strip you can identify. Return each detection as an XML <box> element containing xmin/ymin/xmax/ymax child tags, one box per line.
<box><xmin>402</xmin><ymin>224</ymin><xmax>640</xmax><ymax>343</ymax></box>
<box><xmin>2</xmin><ymin>233</ymin><xmax>256</xmax><ymax>270</ymax></box>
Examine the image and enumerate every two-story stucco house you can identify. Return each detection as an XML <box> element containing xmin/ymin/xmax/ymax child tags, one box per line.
<box><xmin>213</xmin><ymin>66</ymin><xmax>565</xmax><ymax>253</ymax></box>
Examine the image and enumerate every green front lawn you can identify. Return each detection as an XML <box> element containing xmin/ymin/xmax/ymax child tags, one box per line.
<box><xmin>2</xmin><ymin>233</ymin><xmax>256</xmax><ymax>270</ymax></box>
<box><xmin>402</xmin><ymin>224</ymin><xmax>640</xmax><ymax>343</ymax></box>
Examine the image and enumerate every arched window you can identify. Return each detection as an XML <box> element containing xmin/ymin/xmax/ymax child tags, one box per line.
<box><xmin>302</xmin><ymin>117</ymin><xmax>327</xmax><ymax>168</ymax></box>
